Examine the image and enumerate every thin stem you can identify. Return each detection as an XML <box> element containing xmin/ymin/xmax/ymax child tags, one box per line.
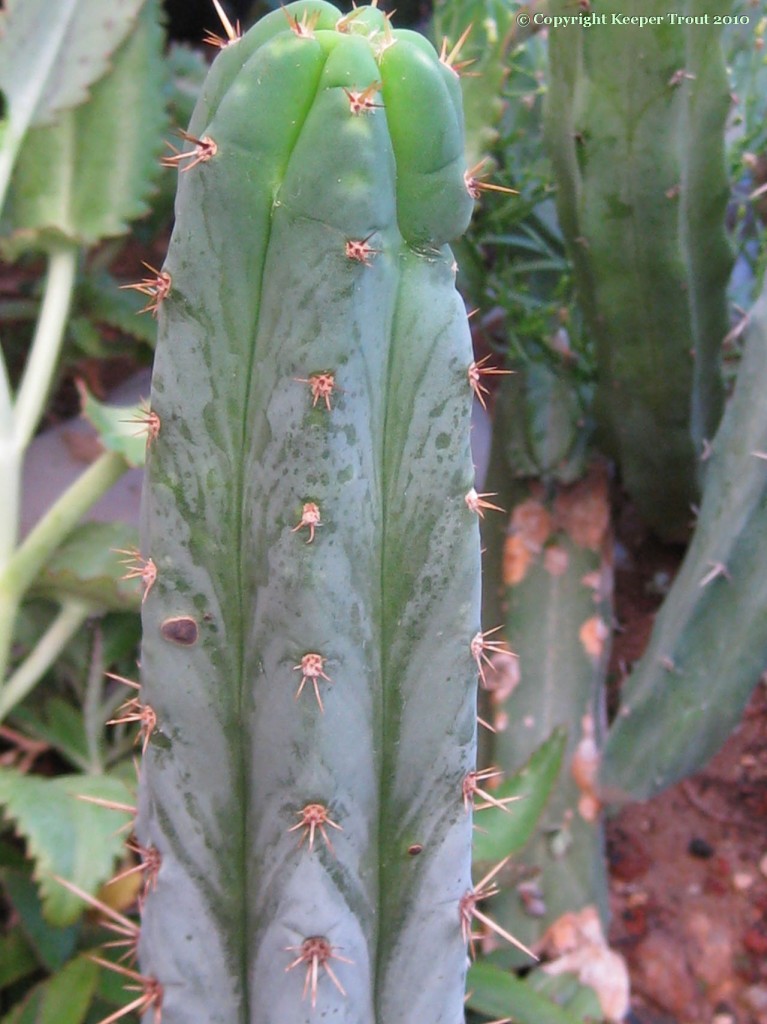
<box><xmin>13</xmin><ymin>246</ymin><xmax>79</xmax><ymax>450</ymax></box>
<box><xmin>0</xmin><ymin>439</ymin><xmax>21</xmax><ymax>572</ymax></box>
<box><xmin>0</xmin><ymin>598</ymin><xmax>92</xmax><ymax>721</ymax></box>
<box><xmin>0</xmin><ymin>450</ymin><xmax>128</xmax><ymax>683</ymax></box>
<box><xmin>83</xmin><ymin>622</ymin><xmax>105</xmax><ymax>775</ymax></box>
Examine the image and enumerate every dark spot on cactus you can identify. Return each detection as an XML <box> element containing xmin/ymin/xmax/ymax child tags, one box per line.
<box><xmin>407</xmin><ymin>844</ymin><xmax>423</xmax><ymax>856</ymax></box>
<box><xmin>338</xmin><ymin>465</ymin><xmax>354</xmax><ymax>484</ymax></box>
<box><xmin>161</xmin><ymin>616</ymin><xmax>199</xmax><ymax>646</ymax></box>
<box><xmin>436</xmin><ymin>432</ymin><xmax>451</xmax><ymax>450</ymax></box>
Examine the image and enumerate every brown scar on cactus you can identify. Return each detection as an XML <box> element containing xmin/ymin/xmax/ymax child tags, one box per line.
<box><xmin>579</xmin><ymin>616</ymin><xmax>609</xmax><ymax>664</ymax></box>
<box><xmin>292</xmin><ymin>502</ymin><xmax>322</xmax><ymax>543</ymax></box>
<box><xmin>119</xmin><ymin>263</ymin><xmax>171</xmax><ymax>317</ymax></box>
<box><xmin>288</xmin><ymin>802</ymin><xmax>343</xmax><ymax>853</ymax></box>
<box><xmin>162</xmin><ymin>130</ymin><xmax>218</xmax><ymax>172</ymax></box>
<box><xmin>203</xmin><ymin>0</ymin><xmax>242</xmax><ymax>48</ymax></box>
<box><xmin>114</xmin><ymin>549</ymin><xmax>157</xmax><ymax>603</ymax></box>
<box><xmin>345</xmin><ymin>233</ymin><xmax>380</xmax><ymax>265</ymax></box>
<box><xmin>464</xmin><ymin>160</ymin><xmax>519</xmax><ymax>200</ymax></box>
<box><xmin>285</xmin><ymin>936</ymin><xmax>353</xmax><ymax>1008</ymax></box>
<box><xmin>89</xmin><ymin>958</ymin><xmax>163</xmax><ymax>1024</ymax></box>
<box><xmin>459</xmin><ymin>857</ymin><xmax>537</xmax><ymax>961</ymax></box>
<box><xmin>343</xmin><ymin>82</ymin><xmax>383</xmax><ymax>114</ymax></box>
<box><xmin>160</xmin><ymin>615</ymin><xmax>199</xmax><ymax>646</ymax></box>
<box><xmin>571</xmin><ymin>713</ymin><xmax>601</xmax><ymax>822</ymax></box>
<box><xmin>465</xmin><ymin>488</ymin><xmax>504</xmax><ymax>518</ymax></box>
<box><xmin>295</xmin><ymin>371</ymin><xmax>338</xmax><ymax>410</ymax></box>
<box><xmin>293</xmin><ymin>653</ymin><xmax>332</xmax><ymax>711</ymax></box>
<box><xmin>467</xmin><ymin>355</ymin><xmax>513</xmax><ymax>410</ymax></box>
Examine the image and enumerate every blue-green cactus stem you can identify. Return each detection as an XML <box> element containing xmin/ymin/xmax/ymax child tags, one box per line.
<box><xmin>135</xmin><ymin>5</ymin><xmax>480</xmax><ymax>1022</ymax></box>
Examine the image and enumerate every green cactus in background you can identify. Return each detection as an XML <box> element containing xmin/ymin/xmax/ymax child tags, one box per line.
<box><xmin>603</xmin><ymin>272</ymin><xmax>767</xmax><ymax>800</ymax></box>
<box><xmin>128</xmin><ymin>2</ymin><xmax>488</xmax><ymax>1020</ymax></box>
<box><xmin>479</xmin><ymin>365</ymin><xmax>613</xmax><ymax>956</ymax></box>
<box><xmin>545</xmin><ymin>0</ymin><xmax>733</xmax><ymax>541</ymax></box>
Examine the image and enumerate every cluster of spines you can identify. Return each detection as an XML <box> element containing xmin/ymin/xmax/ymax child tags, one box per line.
<box><xmin>106</xmin><ymin>2</ymin><xmax>526</xmax><ymax>1016</ymax></box>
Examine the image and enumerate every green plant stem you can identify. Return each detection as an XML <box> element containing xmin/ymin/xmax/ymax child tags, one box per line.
<box><xmin>0</xmin><ymin>598</ymin><xmax>92</xmax><ymax>721</ymax></box>
<box><xmin>0</xmin><ymin>125</ymin><xmax>23</xmax><ymax>225</ymax></box>
<box><xmin>13</xmin><ymin>246</ymin><xmax>79</xmax><ymax>449</ymax></box>
<box><xmin>0</xmin><ymin>246</ymin><xmax>79</xmax><ymax>571</ymax></box>
<box><xmin>0</xmin><ymin>449</ymin><xmax>129</xmax><ymax>685</ymax></box>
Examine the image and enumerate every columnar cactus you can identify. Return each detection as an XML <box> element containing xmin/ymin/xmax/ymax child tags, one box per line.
<box><xmin>479</xmin><ymin>367</ymin><xmax>612</xmax><ymax>955</ymax></box>
<box><xmin>132</xmin><ymin>3</ymin><xmax>484</xmax><ymax>1021</ymax></box>
<box><xmin>603</xmin><ymin>274</ymin><xmax>767</xmax><ymax>800</ymax></box>
<box><xmin>545</xmin><ymin>0</ymin><xmax>732</xmax><ymax>540</ymax></box>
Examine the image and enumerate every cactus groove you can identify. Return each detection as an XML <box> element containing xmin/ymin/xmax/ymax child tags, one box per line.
<box><xmin>136</xmin><ymin>3</ymin><xmax>480</xmax><ymax>1021</ymax></box>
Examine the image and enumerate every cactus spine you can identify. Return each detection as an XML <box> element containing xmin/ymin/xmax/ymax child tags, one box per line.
<box><xmin>135</xmin><ymin>3</ymin><xmax>481</xmax><ymax>1021</ymax></box>
<box><xmin>545</xmin><ymin>0</ymin><xmax>732</xmax><ymax>540</ymax></box>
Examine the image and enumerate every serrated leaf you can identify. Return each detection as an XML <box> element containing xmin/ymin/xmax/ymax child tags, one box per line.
<box><xmin>0</xmin><ymin>770</ymin><xmax>133</xmax><ymax>926</ymax></box>
<box><xmin>3</xmin><ymin>0</ymin><xmax>168</xmax><ymax>254</ymax></box>
<box><xmin>0</xmin><ymin>869</ymin><xmax>79</xmax><ymax>971</ymax></box>
<box><xmin>77</xmin><ymin>386</ymin><xmax>148</xmax><ymax>469</ymax></box>
<box><xmin>30</xmin><ymin>523</ymin><xmax>141</xmax><ymax>612</ymax></box>
<box><xmin>0</xmin><ymin>0</ymin><xmax>145</xmax><ymax>129</ymax></box>
<box><xmin>466</xmin><ymin>961</ymin><xmax>585</xmax><ymax>1024</ymax></box>
<box><xmin>0</xmin><ymin>953</ymin><xmax>98</xmax><ymax>1024</ymax></box>
<box><xmin>473</xmin><ymin>728</ymin><xmax>566</xmax><ymax>865</ymax></box>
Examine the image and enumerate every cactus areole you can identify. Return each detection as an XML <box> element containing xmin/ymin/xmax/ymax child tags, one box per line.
<box><xmin>137</xmin><ymin>3</ymin><xmax>480</xmax><ymax>1021</ymax></box>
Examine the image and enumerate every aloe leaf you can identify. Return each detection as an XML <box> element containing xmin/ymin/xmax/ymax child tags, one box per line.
<box><xmin>466</xmin><ymin>961</ymin><xmax>586</xmax><ymax>1024</ymax></box>
<box><xmin>473</xmin><ymin>728</ymin><xmax>566</xmax><ymax>865</ymax></box>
